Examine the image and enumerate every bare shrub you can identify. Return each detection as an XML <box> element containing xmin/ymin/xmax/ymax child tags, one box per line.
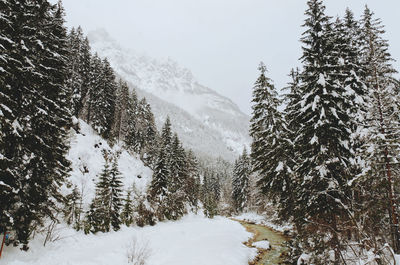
<box><xmin>126</xmin><ymin>236</ymin><xmax>151</xmax><ymax>265</ymax></box>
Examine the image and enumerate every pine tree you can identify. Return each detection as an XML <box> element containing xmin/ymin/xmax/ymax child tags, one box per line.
<box><xmin>249</xmin><ymin>63</ymin><xmax>293</xmax><ymax>217</ymax></box>
<box><xmin>124</xmin><ymin>89</ymin><xmax>139</xmax><ymax>151</ymax></box>
<box><xmin>87</xmin><ymin>56</ymin><xmax>117</xmax><ymax>138</ymax></box>
<box><xmin>0</xmin><ymin>0</ymin><xmax>22</xmax><ymax>235</ymax></box>
<box><xmin>164</xmin><ymin>133</ymin><xmax>187</xmax><ymax>220</ymax></box>
<box><xmin>148</xmin><ymin>148</ymin><xmax>170</xmax><ymax>220</ymax></box>
<box><xmin>111</xmin><ymin>80</ymin><xmax>131</xmax><ymax>143</ymax></box>
<box><xmin>0</xmin><ymin>0</ymin><xmax>72</xmax><ymax>249</ymax></box>
<box><xmin>249</xmin><ymin>62</ymin><xmax>276</xmax><ymax>174</ymax></box>
<box><xmin>232</xmin><ymin>148</ymin><xmax>251</xmax><ymax>213</ymax></box>
<box><xmin>358</xmin><ymin>5</ymin><xmax>400</xmax><ymax>253</ymax></box>
<box><xmin>64</xmin><ymin>185</ymin><xmax>82</xmax><ymax>229</ymax></box>
<box><xmin>161</xmin><ymin>116</ymin><xmax>173</xmax><ymax>152</ymax></box>
<box><xmin>89</xmin><ymin>154</ymin><xmax>112</xmax><ymax>232</ymax></box>
<box><xmin>202</xmin><ymin>170</ymin><xmax>219</xmax><ymax>218</ymax></box>
<box><xmin>184</xmin><ymin>150</ymin><xmax>201</xmax><ymax>212</ymax></box>
<box><xmin>86</xmin><ymin>152</ymin><xmax>123</xmax><ymax>232</ymax></box>
<box><xmin>121</xmin><ymin>190</ymin><xmax>134</xmax><ymax>226</ymax></box>
<box><xmin>109</xmin><ymin>157</ymin><xmax>123</xmax><ymax>230</ymax></box>
<box><xmin>141</xmin><ymin>100</ymin><xmax>158</xmax><ymax>166</ymax></box>
<box><xmin>86</xmin><ymin>53</ymin><xmax>102</xmax><ymax>123</ymax></box>
<box><xmin>66</xmin><ymin>26</ymin><xmax>92</xmax><ymax>118</ymax></box>
<box><xmin>288</xmin><ymin>0</ymin><xmax>356</xmax><ymax>262</ymax></box>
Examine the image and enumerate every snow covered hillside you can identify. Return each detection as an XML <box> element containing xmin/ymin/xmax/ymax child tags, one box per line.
<box><xmin>65</xmin><ymin>119</ymin><xmax>153</xmax><ymax>204</ymax></box>
<box><xmin>87</xmin><ymin>29</ymin><xmax>251</xmax><ymax>161</ymax></box>
<box><xmin>3</xmin><ymin>214</ymin><xmax>256</xmax><ymax>265</ymax></box>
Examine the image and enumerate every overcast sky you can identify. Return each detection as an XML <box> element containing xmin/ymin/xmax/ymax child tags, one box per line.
<box><xmin>57</xmin><ymin>0</ymin><xmax>399</xmax><ymax>115</ymax></box>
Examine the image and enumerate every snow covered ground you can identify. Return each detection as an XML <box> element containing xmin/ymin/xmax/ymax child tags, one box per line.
<box><xmin>65</xmin><ymin>119</ymin><xmax>153</xmax><ymax>205</ymax></box>
<box><xmin>2</xmin><ymin>214</ymin><xmax>257</xmax><ymax>265</ymax></box>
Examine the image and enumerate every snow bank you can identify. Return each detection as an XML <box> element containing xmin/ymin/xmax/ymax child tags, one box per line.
<box><xmin>234</xmin><ymin>212</ymin><xmax>292</xmax><ymax>233</ymax></box>
<box><xmin>252</xmin><ymin>240</ymin><xmax>270</xmax><ymax>249</ymax></box>
<box><xmin>3</xmin><ymin>214</ymin><xmax>257</xmax><ymax>265</ymax></box>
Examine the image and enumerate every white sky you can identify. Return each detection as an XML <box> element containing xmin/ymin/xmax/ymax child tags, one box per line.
<box><xmin>58</xmin><ymin>0</ymin><xmax>400</xmax><ymax>115</ymax></box>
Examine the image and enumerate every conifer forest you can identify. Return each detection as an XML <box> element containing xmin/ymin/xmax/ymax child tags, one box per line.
<box><xmin>1</xmin><ymin>0</ymin><xmax>399</xmax><ymax>264</ymax></box>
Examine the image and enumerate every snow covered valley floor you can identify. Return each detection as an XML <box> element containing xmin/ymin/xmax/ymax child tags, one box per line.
<box><xmin>2</xmin><ymin>214</ymin><xmax>257</xmax><ymax>265</ymax></box>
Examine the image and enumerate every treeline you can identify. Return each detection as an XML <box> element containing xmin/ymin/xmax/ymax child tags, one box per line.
<box><xmin>248</xmin><ymin>0</ymin><xmax>400</xmax><ymax>263</ymax></box>
<box><xmin>1</xmin><ymin>0</ymin><xmax>72</xmax><ymax>250</ymax></box>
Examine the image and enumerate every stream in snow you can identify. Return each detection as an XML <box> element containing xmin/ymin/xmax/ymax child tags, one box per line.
<box><xmin>237</xmin><ymin>220</ymin><xmax>289</xmax><ymax>265</ymax></box>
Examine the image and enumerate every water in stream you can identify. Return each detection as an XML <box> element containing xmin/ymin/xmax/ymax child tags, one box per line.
<box><xmin>238</xmin><ymin>221</ymin><xmax>288</xmax><ymax>265</ymax></box>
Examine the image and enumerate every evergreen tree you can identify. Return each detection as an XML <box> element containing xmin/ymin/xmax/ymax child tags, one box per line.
<box><xmin>112</xmin><ymin>80</ymin><xmax>130</xmax><ymax>143</ymax></box>
<box><xmin>141</xmin><ymin>100</ymin><xmax>158</xmax><ymax>166</ymax></box>
<box><xmin>184</xmin><ymin>150</ymin><xmax>201</xmax><ymax>212</ymax></box>
<box><xmin>87</xmin><ymin>56</ymin><xmax>116</xmax><ymax>138</ymax></box>
<box><xmin>64</xmin><ymin>185</ymin><xmax>82</xmax><ymax>229</ymax></box>
<box><xmin>148</xmin><ymin>148</ymin><xmax>170</xmax><ymax>220</ymax></box>
<box><xmin>249</xmin><ymin>62</ymin><xmax>276</xmax><ymax>174</ymax></box>
<box><xmin>124</xmin><ymin>89</ymin><xmax>139</xmax><ymax>151</ymax></box>
<box><xmin>232</xmin><ymin>148</ymin><xmax>251</xmax><ymax>213</ymax></box>
<box><xmin>164</xmin><ymin>133</ymin><xmax>187</xmax><ymax>220</ymax></box>
<box><xmin>109</xmin><ymin>157</ymin><xmax>123</xmax><ymax>230</ymax></box>
<box><xmin>287</xmin><ymin>0</ymin><xmax>356</xmax><ymax>262</ymax></box>
<box><xmin>161</xmin><ymin>116</ymin><xmax>173</xmax><ymax>152</ymax></box>
<box><xmin>121</xmin><ymin>190</ymin><xmax>134</xmax><ymax>226</ymax></box>
<box><xmin>249</xmin><ymin>63</ymin><xmax>293</xmax><ymax>217</ymax></box>
<box><xmin>0</xmin><ymin>0</ymin><xmax>71</xmax><ymax>249</ymax></box>
<box><xmin>88</xmin><ymin>154</ymin><xmax>112</xmax><ymax>233</ymax></box>
<box><xmin>0</xmin><ymin>0</ymin><xmax>23</xmax><ymax>236</ymax></box>
<box><xmin>86</xmin><ymin>152</ymin><xmax>123</xmax><ymax>232</ymax></box>
<box><xmin>357</xmin><ymin>5</ymin><xmax>400</xmax><ymax>253</ymax></box>
<box><xmin>202</xmin><ymin>170</ymin><xmax>219</xmax><ymax>218</ymax></box>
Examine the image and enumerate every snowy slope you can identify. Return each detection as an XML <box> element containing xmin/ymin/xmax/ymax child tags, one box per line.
<box><xmin>3</xmin><ymin>214</ymin><xmax>257</xmax><ymax>265</ymax></box>
<box><xmin>87</xmin><ymin>29</ymin><xmax>251</xmax><ymax>161</ymax></box>
<box><xmin>65</xmin><ymin>119</ymin><xmax>152</xmax><ymax>205</ymax></box>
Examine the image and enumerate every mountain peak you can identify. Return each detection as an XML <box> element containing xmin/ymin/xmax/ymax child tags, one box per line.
<box><xmin>87</xmin><ymin>29</ymin><xmax>250</xmax><ymax>160</ymax></box>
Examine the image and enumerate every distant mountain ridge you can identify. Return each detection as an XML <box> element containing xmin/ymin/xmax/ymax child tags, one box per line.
<box><xmin>88</xmin><ymin>29</ymin><xmax>250</xmax><ymax>161</ymax></box>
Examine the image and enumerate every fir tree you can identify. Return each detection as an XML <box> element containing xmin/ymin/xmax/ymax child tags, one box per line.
<box><xmin>232</xmin><ymin>148</ymin><xmax>251</xmax><ymax>213</ymax></box>
<box><xmin>121</xmin><ymin>190</ymin><xmax>134</xmax><ymax>226</ymax></box>
<box><xmin>0</xmin><ymin>0</ymin><xmax>72</xmax><ymax>249</ymax></box>
<box><xmin>161</xmin><ymin>116</ymin><xmax>173</xmax><ymax>152</ymax></box>
<box><xmin>148</xmin><ymin>148</ymin><xmax>170</xmax><ymax>220</ymax></box>
<box><xmin>91</xmin><ymin>58</ymin><xmax>116</xmax><ymax>138</ymax></box>
<box><xmin>124</xmin><ymin>89</ymin><xmax>139</xmax><ymax>151</ymax></box>
<box><xmin>249</xmin><ymin>62</ymin><xmax>276</xmax><ymax>174</ymax></box>
<box><xmin>202</xmin><ymin>170</ymin><xmax>219</xmax><ymax>218</ymax></box>
<box><xmin>249</xmin><ymin>63</ymin><xmax>293</xmax><ymax>217</ymax></box>
<box><xmin>358</xmin><ymin>5</ymin><xmax>400</xmax><ymax>252</ymax></box>
<box><xmin>111</xmin><ymin>80</ymin><xmax>131</xmax><ymax>143</ymax></box>
<box><xmin>109</xmin><ymin>157</ymin><xmax>123</xmax><ymax>230</ymax></box>
<box><xmin>288</xmin><ymin>0</ymin><xmax>356</xmax><ymax>262</ymax></box>
<box><xmin>184</xmin><ymin>150</ymin><xmax>201</xmax><ymax>212</ymax></box>
<box><xmin>64</xmin><ymin>185</ymin><xmax>82</xmax><ymax>229</ymax></box>
<box><xmin>164</xmin><ymin>133</ymin><xmax>187</xmax><ymax>220</ymax></box>
<box><xmin>86</xmin><ymin>152</ymin><xmax>123</xmax><ymax>232</ymax></box>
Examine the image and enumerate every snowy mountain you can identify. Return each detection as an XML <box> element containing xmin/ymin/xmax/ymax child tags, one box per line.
<box><xmin>87</xmin><ymin>29</ymin><xmax>251</xmax><ymax>161</ymax></box>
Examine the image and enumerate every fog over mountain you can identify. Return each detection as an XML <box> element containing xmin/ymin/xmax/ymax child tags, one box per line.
<box><xmin>88</xmin><ymin>29</ymin><xmax>251</xmax><ymax>161</ymax></box>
